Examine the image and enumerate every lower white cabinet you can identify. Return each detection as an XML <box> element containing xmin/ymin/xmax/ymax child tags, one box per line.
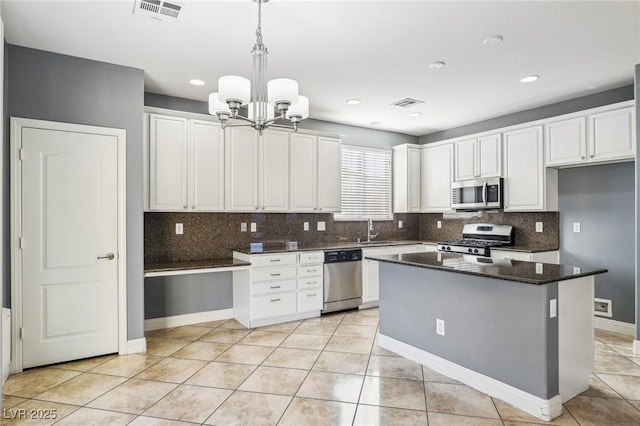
<box><xmin>491</xmin><ymin>250</ymin><xmax>559</xmax><ymax>264</ymax></box>
<box><xmin>233</xmin><ymin>250</ymin><xmax>324</xmax><ymax>327</ymax></box>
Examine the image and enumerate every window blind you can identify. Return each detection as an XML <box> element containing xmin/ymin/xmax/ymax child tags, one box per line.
<box><xmin>334</xmin><ymin>145</ymin><xmax>392</xmax><ymax>221</ymax></box>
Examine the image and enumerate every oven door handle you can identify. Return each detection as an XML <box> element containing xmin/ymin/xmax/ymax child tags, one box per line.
<box><xmin>482</xmin><ymin>182</ymin><xmax>488</xmax><ymax>206</ymax></box>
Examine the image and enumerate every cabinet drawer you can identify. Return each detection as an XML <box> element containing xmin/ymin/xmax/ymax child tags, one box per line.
<box><xmin>252</xmin><ymin>279</ymin><xmax>297</xmax><ymax>296</ymax></box>
<box><xmin>298</xmin><ymin>276</ymin><xmax>323</xmax><ymax>290</ymax></box>
<box><xmin>250</xmin><ymin>253</ymin><xmax>297</xmax><ymax>267</ymax></box>
<box><xmin>299</xmin><ymin>251</ymin><xmax>324</xmax><ymax>265</ymax></box>
<box><xmin>252</xmin><ymin>292</ymin><xmax>297</xmax><ymax>319</ymax></box>
<box><xmin>297</xmin><ymin>264</ymin><xmax>323</xmax><ymax>278</ymax></box>
<box><xmin>252</xmin><ymin>266</ymin><xmax>297</xmax><ymax>282</ymax></box>
<box><xmin>298</xmin><ymin>289</ymin><xmax>323</xmax><ymax>312</ymax></box>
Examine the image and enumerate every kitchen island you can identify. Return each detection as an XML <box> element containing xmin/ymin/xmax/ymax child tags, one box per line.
<box><xmin>369</xmin><ymin>252</ymin><xmax>607</xmax><ymax>421</ymax></box>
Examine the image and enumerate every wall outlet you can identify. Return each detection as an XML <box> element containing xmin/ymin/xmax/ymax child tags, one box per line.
<box><xmin>250</xmin><ymin>222</ymin><xmax>257</xmax><ymax>232</ymax></box>
<box><xmin>535</xmin><ymin>222</ymin><xmax>543</xmax><ymax>233</ymax></box>
<box><xmin>573</xmin><ymin>266</ymin><xmax>581</xmax><ymax>274</ymax></box>
<box><xmin>240</xmin><ymin>222</ymin><xmax>247</xmax><ymax>232</ymax></box>
<box><xmin>437</xmin><ymin>220</ymin><xmax>442</xmax><ymax>229</ymax></box>
<box><xmin>550</xmin><ymin>299</ymin><xmax>557</xmax><ymax>318</ymax></box>
<box><xmin>573</xmin><ymin>222</ymin><xmax>581</xmax><ymax>233</ymax></box>
<box><xmin>317</xmin><ymin>221</ymin><xmax>326</xmax><ymax>231</ymax></box>
<box><xmin>175</xmin><ymin>223</ymin><xmax>183</xmax><ymax>235</ymax></box>
<box><xmin>398</xmin><ymin>220</ymin><xmax>403</xmax><ymax>228</ymax></box>
<box><xmin>304</xmin><ymin>222</ymin><xmax>309</xmax><ymax>231</ymax></box>
<box><xmin>436</xmin><ymin>318</ymin><xmax>445</xmax><ymax>336</ymax></box>
<box><xmin>535</xmin><ymin>263</ymin><xmax>543</xmax><ymax>274</ymax></box>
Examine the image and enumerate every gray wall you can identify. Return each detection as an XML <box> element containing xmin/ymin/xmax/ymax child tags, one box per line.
<box><xmin>558</xmin><ymin>163</ymin><xmax>635</xmax><ymax>324</ymax></box>
<box><xmin>144</xmin><ymin>273</ymin><xmax>232</xmax><ymax>319</ymax></box>
<box><xmin>144</xmin><ymin>92</ymin><xmax>418</xmax><ymax>149</ymax></box>
<box><xmin>6</xmin><ymin>45</ymin><xmax>145</xmax><ymax>340</ymax></box>
<box><xmin>419</xmin><ymin>85</ymin><xmax>634</xmax><ymax>143</ymax></box>
<box><xmin>379</xmin><ymin>262</ymin><xmax>559</xmax><ymax>399</ymax></box>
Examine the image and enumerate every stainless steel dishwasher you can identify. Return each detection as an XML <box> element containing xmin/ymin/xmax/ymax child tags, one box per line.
<box><xmin>322</xmin><ymin>248</ymin><xmax>362</xmax><ymax>313</ymax></box>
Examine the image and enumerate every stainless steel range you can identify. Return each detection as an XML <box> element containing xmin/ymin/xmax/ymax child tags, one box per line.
<box><xmin>437</xmin><ymin>223</ymin><xmax>513</xmax><ymax>256</ymax></box>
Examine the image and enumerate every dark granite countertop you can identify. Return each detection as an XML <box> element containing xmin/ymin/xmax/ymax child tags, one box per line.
<box><xmin>145</xmin><ymin>258</ymin><xmax>251</xmax><ymax>274</ymax></box>
<box><xmin>369</xmin><ymin>252</ymin><xmax>607</xmax><ymax>285</ymax></box>
<box><xmin>234</xmin><ymin>240</ymin><xmax>429</xmax><ymax>254</ymax></box>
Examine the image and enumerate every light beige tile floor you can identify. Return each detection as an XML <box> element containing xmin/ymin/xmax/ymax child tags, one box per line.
<box><xmin>3</xmin><ymin>309</ymin><xmax>640</xmax><ymax>425</ymax></box>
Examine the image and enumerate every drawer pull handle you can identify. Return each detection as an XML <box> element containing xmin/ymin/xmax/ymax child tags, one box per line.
<box><xmin>270</xmin><ymin>298</ymin><xmax>281</xmax><ymax>302</ymax></box>
<box><xmin>308</xmin><ymin>281</ymin><xmax>317</xmax><ymax>285</ymax></box>
<box><xmin>307</xmin><ymin>269</ymin><xmax>316</xmax><ymax>273</ymax></box>
<box><xmin>270</xmin><ymin>273</ymin><xmax>281</xmax><ymax>277</ymax></box>
<box><xmin>270</xmin><ymin>285</ymin><xmax>281</xmax><ymax>289</ymax></box>
<box><xmin>270</xmin><ymin>259</ymin><xmax>281</xmax><ymax>262</ymax></box>
<box><xmin>307</xmin><ymin>293</ymin><xmax>317</xmax><ymax>297</ymax></box>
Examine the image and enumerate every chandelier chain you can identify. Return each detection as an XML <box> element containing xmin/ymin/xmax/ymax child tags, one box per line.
<box><xmin>255</xmin><ymin>0</ymin><xmax>263</xmax><ymax>46</ymax></box>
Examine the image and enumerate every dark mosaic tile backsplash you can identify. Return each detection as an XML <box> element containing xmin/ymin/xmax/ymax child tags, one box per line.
<box><xmin>144</xmin><ymin>211</ymin><xmax>559</xmax><ymax>263</ymax></box>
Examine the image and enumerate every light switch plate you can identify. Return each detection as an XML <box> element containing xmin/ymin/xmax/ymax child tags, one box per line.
<box><xmin>535</xmin><ymin>263</ymin><xmax>543</xmax><ymax>274</ymax></box>
<box><xmin>437</xmin><ymin>220</ymin><xmax>442</xmax><ymax>229</ymax></box>
<box><xmin>304</xmin><ymin>222</ymin><xmax>309</xmax><ymax>231</ymax></box>
<box><xmin>240</xmin><ymin>222</ymin><xmax>247</xmax><ymax>232</ymax></box>
<box><xmin>573</xmin><ymin>266</ymin><xmax>581</xmax><ymax>274</ymax></box>
<box><xmin>436</xmin><ymin>319</ymin><xmax>445</xmax><ymax>336</ymax></box>
<box><xmin>317</xmin><ymin>221</ymin><xmax>326</xmax><ymax>231</ymax></box>
<box><xmin>250</xmin><ymin>222</ymin><xmax>257</xmax><ymax>232</ymax></box>
<box><xmin>398</xmin><ymin>220</ymin><xmax>403</xmax><ymax>228</ymax></box>
<box><xmin>573</xmin><ymin>222</ymin><xmax>581</xmax><ymax>233</ymax></box>
<box><xmin>535</xmin><ymin>222</ymin><xmax>543</xmax><ymax>233</ymax></box>
<box><xmin>175</xmin><ymin>223</ymin><xmax>183</xmax><ymax>235</ymax></box>
<box><xmin>550</xmin><ymin>299</ymin><xmax>557</xmax><ymax>318</ymax></box>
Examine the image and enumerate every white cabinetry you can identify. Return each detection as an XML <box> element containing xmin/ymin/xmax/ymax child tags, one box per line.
<box><xmin>289</xmin><ymin>134</ymin><xmax>341</xmax><ymax>212</ymax></box>
<box><xmin>225</xmin><ymin>127</ymin><xmax>289</xmax><ymax>212</ymax></box>
<box><xmin>148</xmin><ymin>114</ymin><xmax>224</xmax><ymax>211</ymax></box>
<box><xmin>546</xmin><ymin>105</ymin><xmax>635</xmax><ymax>167</ymax></box>
<box><xmin>503</xmin><ymin>125</ymin><xmax>557</xmax><ymax>211</ymax></box>
<box><xmin>491</xmin><ymin>250</ymin><xmax>559</xmax><ymax>264</ymax></box>
<box><xmin>421</xmin><ymin>143</ymin><xmax>454</xmax><ymax>212</ymax></box>
<box><xmin>392</xmin><ymin>144</ymin><xmax>421</xmax><ymax>212</ymax></box>
<box><xmin>454</xmin><ymin>134</ymin><xmax>502</xmax><ymax>181</ymax></box>
<box><xmin>233</xmin><ymin>251</ymin><xmax>324</xmax><ymax>328</ymax></box>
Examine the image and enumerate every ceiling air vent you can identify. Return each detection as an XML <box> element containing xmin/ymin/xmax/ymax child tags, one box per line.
<box><xmin>391</xmin><ymin>98</ymin><xmax>425</xmax><ymax>108</ymax></box>
<box><xmin>133</xmin><ymin>0</ymin><xmax>182</xmax><ymax>21</ymax></box>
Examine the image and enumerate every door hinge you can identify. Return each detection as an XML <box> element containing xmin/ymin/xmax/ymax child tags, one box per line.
<box><xmin>19</xmin><ymin>327</ymin><xmax>24</xmax><ymax>340</ymax></box>
<box><xmin>19</xmin><ymin>237</ymin><xmax>24</xmax><ymax>249</ymax></box>
<box><xmin>19</xmin><ymin>148</ymin><xmax>24</xmax><ymax>160</ymax></box>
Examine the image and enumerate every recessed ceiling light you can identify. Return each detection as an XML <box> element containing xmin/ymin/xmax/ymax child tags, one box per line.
<box><xmin>408</xmin><ymin>112</ymin><xmax>422</xmax><ymax>117</ymax></box>
<box><xmin>190</xmin><ymin>79</ymin><xmax>205</xmax><ymax>86</ymax></box>
<box><xmin>483</xmin><ymin>35</ymin><xmax>503</xmax><ymax>46</ymax></box>
<box><xmin>429</xmin><ymin>61</ymin><xmax>446</xmax><ymax>70</ymax></box>
<box><xmin>346</xmin><ymin>99</ymin><xmax>361</xmax><ymax>105</ymax></box>
<box><xmin>520</xmin><ymin>75</ymin><xmax>540</xmax><ymax>83</ymax></box>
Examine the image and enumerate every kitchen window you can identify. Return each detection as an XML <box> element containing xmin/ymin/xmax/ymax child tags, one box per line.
<box><xmin>334</xmin><ymin>145</ymin><xmax>392</xmax><ymax>221</ymax></box>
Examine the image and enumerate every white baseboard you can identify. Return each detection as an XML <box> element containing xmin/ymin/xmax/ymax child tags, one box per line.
<box><xmin>378</xmin><ymin>333</ymin><xmax>563</xmax><ymax>422</ymax></box>
<box><xmin>633</xmin><ymin>340</ymin><xmax>640</xmax><ymax>355</ymax></box>
<box><xmin>144</xmin><ymin>308</ymin><xmax>234</xmax><ymax>332</ymax></box>
<box><xmin>2</xmin><ymin>308</ymin><xmax>11</xmax><ymax>386</ymax></box>
<box><xmin>594</xmin><ymin>317</ymin><xmax>636</xmax><ymax>337</ymax></box>
<box><xmin>124</xmin><ymin>338</ymin><xmax>147</xmax><ymax>355</ymax></box>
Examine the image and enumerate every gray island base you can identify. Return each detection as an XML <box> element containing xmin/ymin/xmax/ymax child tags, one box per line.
<box><xmin>371</xmin><ymin>252</ymin><xmax>607</xmax><ymax>421</ymax></box>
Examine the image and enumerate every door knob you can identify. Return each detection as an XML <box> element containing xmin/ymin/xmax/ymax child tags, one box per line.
<box><xmin>97</xmin><ymin>253</ymin><xmax>115</xmax><ymax>260</ymax></box>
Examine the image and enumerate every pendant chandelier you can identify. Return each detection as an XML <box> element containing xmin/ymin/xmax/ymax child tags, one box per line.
<box><xmin>209</xmin><ymin>0</ymin><xmax>309</xmax><ymax>134</ymax></box>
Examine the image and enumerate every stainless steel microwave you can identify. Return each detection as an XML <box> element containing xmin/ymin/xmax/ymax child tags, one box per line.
<box><xmin>451</xmin><ymin>177</ymin><xmax>503</xmax><ymax>211</ymax></box>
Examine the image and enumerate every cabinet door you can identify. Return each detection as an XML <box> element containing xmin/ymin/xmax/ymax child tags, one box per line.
<box><xmin>190</xmin><ymin>120</ymin><xmax>224</xmax><ymax>211</ymax></box>
<box><xmin>454</xmin><ymin>138</ymin><xmax>477</xmax><ymax>181</ymax></box>
<box><xmin>503</xmin><ymin>126</ymin><xmax>544</xmax><ymax>211</ymax></box>
<box><xmin>421</xmin><ymin>144</ymin><xmax>453</xmax><ymax>212</ymax></box>
<box><xmin>407</xmin><ymin>147</ymin><xmax>421</xmax><ymax>212</ymax></box>
<box><xmin>362</xmin><ymin>259</ymin><xmax>380</xmax><ymax>304</ymax></box>
<box><xmin>149</xmin><ymin>114</ymin><xmax>189</xmax><ymax>210</ymax></box>
<box><xmin>289</xmin><ymin>133</ymin><xmax>317</xmax><ymax>212</ymax></box>
<box><xmin>225</xmin><ymin>127</ymin><xmax>258</xmax><ymax>211</ymax></box>
<box><xmin>260</xmin><ymin>130</ymin><xmax>289</xmax><ymax>211</ymax></box>
<box><xmin>589</xmin><ymin>107</ymin><xmax>635</xmax><ymax>162</ymax></box>
<box><xmin>545</xmin><ymin>117</ymin><xmax>586</xmax><ymax>166</ymax></box>
<box><xmin>477</xmin><ymin>134</ymin><xmax>502</xmax><ymax>177</ymax></box>
<box><xmin>317</xmin><ymin>137</ymin><xmax>342</xmax><ymax>212</ymax></box>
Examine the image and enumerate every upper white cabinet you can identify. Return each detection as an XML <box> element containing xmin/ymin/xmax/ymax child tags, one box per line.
<box><xmin>421</xmin><ymin>142</ymin><xmax>453</xmax><ymax>212</ymax></box>
<box><xmin>503</xmin><ymin>125</ymin><xmax>557</xmax><ymax>211</ymax></box>
<box><xmin>148</xmin><ymin>114</ymin><xmax>224</xmax><ymax>211</ymax></box>
<box><xmin>392</xmin><ymin>144</ymin><xmax>421</xmax><ymax>213</ymax></box>
<box><xmin>454</xmin><ymin>134</ymin><xmax>502</xmax><ymax>181</ymax></box>
<box><xmin>546</xmin><ymin>105</ymin><xmax>635</xmax><ymax>167</ymax></box>
<box><xmin>289</xmin><ymin>134</ymin><xmax>341</xmax><ymax>212</ymax></box>
<box><xmin>225</xmin><ymin>127</ymin><xmax>289</xmax><ymax>212</ymax></box>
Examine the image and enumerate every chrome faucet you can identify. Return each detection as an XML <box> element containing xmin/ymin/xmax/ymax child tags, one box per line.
<box><xmin>367</xmin><ymin>218</ymin><xmax>379</xmax><ymax>242</ymax></box>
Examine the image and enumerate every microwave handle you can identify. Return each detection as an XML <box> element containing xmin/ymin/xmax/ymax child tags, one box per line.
<box><xmin>483</xmin><ymin>182</ymin><xmax>488</xmax><ymax>206</ymax></box>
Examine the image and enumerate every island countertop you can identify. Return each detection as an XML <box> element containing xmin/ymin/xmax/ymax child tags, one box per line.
<box><xmin>368</xmin><ymin>252</ymin><xmax>607</xmax><ymax>285</ymax></box>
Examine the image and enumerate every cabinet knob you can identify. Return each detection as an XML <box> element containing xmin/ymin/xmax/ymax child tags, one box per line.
<box><xmin>580</xmin><ymin>156</ymin><xmax>585</xmax><ymax>160</ymax></box>
<box><xmin>255</xmin><ymin>206</ymin><xmax>259</xmax><ymax>210</ymax></box>
<box><xmin>590</xmin><ymin>154</ymin><xmax>594</xmax><ymax>158</ymax></box>
<box><xmin>191</xmin><ymin>205</ymin><xmax>196</xmax><ymax>209</ymax></box>
<box><xmin>183</xmin><ymin>204</ymin><xmax>187</xmax><ymax>209</ymax></box>
<box><xmin>319</xmin><ymin>207</ymin><xmax>323</xmax><ymax>211</ymax></box>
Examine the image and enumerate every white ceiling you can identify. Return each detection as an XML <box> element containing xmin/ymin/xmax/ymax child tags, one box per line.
<box><xmin>2</xmin><ymin>0</ymin><xmax>639</xmax><ymax>136</ymax></box>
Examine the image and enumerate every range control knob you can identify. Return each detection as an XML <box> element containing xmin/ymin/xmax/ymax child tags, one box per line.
<box><xmin>474</xmin><ymin>249</ymin><xmax>479</xmax><ymax>254</ymax></box>
<box><xmin>446</xmin><ymin>246</ymin><xmax>451</xmax><ymax>251</ymax></box>
<box><xmin>468</xmin><ymin>248</ymin><xmax>473</xmax><ymax>253</ymax></box>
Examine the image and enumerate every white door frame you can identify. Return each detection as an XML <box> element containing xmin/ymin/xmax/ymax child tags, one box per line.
<box><xmin>10</xmin><ymin>117</ymin><xmax>128</xmax><ymax>373</ymax></box>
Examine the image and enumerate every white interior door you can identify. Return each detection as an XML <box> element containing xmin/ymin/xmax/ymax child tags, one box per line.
<box><xmin>20</xmin><ymin>126</ymin><xmax>120</xmax><ymax>368</ymax></box>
